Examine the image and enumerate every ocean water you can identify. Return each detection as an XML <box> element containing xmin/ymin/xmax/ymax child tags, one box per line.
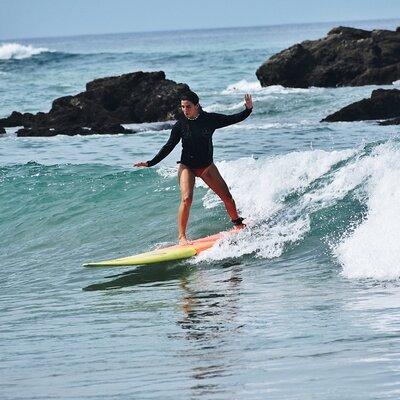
<box><xmin>2</xmin><ymin>19</ymin><xmax>400</xmax><ymax>400</ymax></box>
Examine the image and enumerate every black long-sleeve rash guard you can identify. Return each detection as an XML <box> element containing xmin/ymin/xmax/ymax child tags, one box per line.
<box><xmin>147</xmin><ymin>107</ymin><xmax>252</xmax><ymax>169</ymax></box>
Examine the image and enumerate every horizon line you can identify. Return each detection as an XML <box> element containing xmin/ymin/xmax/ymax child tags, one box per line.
<box><xmin>1</xmin><ymin>16</ymin><xmax>399</xmax><ymax>42</ymax></box>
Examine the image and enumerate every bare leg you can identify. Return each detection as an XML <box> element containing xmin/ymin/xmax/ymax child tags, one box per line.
<box><xmin>178</xmin><ymin>164</ymin><xmax>195</xmax><ymax>245</ymax></box>
<box><xmin>200</xmin><ymin>163</ymin><xmax>240</xmax><ymax>222</ymax></box>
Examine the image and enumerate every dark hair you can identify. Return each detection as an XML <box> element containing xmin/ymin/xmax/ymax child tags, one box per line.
<box><xmin>180</xmin><ymin>90</ymin><xmax>199</xmax><ymax>105</ymax></box>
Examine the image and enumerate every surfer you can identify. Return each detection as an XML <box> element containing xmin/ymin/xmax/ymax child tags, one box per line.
<box><xmin>134</xmin><ymin>91</ymin><xmax>253</xmax><ymax>245</ymax></box>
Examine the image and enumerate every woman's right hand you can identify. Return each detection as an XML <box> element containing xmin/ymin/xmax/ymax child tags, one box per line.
<box><xmin>134</xmin><ymin>161</ymin><xmax>149</xmax><ymax>167</ymax></box>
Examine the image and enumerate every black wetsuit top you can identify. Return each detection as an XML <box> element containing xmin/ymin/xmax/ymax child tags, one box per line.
<box><xmin>147</xmin><ymin>107</ymin><xmax>252</xmax><ymax>168</ymax></box>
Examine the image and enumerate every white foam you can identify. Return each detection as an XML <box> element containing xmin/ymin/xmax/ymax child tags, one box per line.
<box><xmin>334</xmin><ymin>143</ymin><xmax>400</xmax><ymax>280</ymax></box>
<box><xmin>214</xmin><ymin>150</ymin><xmax>354</xmax><ymax>219</ymax></box>
<box><xmin>203</xmin><ymin>101</ymin><xmax>245</xmax><ymax>113</ymax></box>
<box><xmin>123</xmin><ymin>121</ymin><xmax>174</xmax><ymax>132</ymax></box>
<box><xmin>223</xmin><ymin>120</ymin><xmax>314</xmax><ymax>131</ymax></box>
<box><xmin>196</xmin><ymin>216</ymin><xmax>310</xmax><ymax>262</ymax></box>
<box><xmin>221</xmin><ymin>80</ymin><xmax>320</xmax><ymax>95</ymax></box>
<box><xmin>156</xmin><ymin>166</ymin><xmax>178</xmax><ymax>179</ymax></box>
<box><xmin>194</xmin><ymin>149</ymin><xmax>354</xmax><ymax>262</ymax></box>
<box><xmin>221</xmin><ymin>80</ymin><xmax>263</xmax><ymax>94</ymax></box>
<box><xmin>0</xmin><ymin>43</ymin><xmax>50</xmax><ymax>60</ymax></box>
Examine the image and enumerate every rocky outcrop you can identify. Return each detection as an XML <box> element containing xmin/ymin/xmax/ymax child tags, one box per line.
<box><xmin>378</xmin><ymin>117</ymin><xmax>400</xmax><ymax>125</ymax></box>
<box><xmin>0</xmin><ymin>111</ymin><xmax>36</xmax><ymax>127</ymax></box>
<box><xmin>322</xmin><ymin>89</ymin><xmax>400</xmax><ymax>122</ymax></box>
<box><xmin>0</xmin><ymin>127</ymin><xmax>5</xmax><ymax>134</ymax></box>
<box><xmin>16</xmin><ymin>124</ymin><xmax>132</xmax><ymax>137</ymax></box>
<box><xmin>256</xmin><ymin>26</ymin><xmax>400</xmax><ymax>88</ymax></box>
<box><xmin>0</xmin><ymin>71</ymin><xmax>191</xmax><ymax>137</ymax></box>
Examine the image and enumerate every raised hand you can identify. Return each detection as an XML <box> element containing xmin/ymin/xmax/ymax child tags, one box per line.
<box><xmin>133</xmin><ymin>161</ymin><xmax>149</xmax><ymax>167</ymax></box>
<box><xmin>244</xmin><ymin>94</ymin><xmax>253</xmax><ymax>109</ymax></box>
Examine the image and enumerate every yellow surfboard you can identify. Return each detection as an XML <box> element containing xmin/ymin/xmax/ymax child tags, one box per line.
<box><xmin>83</xmin><ymin>231</ymin><xmax>235</xmax><ymax>267</ymax></box>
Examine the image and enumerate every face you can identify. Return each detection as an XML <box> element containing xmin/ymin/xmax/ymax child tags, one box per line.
<box><xmin>181</xmin><ymin>100</ymin><xmax>199</xmax><ymax>119</ymax></box>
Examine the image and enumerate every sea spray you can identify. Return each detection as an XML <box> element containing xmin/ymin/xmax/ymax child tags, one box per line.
<box><xmin>0</xmin><ymin>43</ymin><xmax>50</xmax><ymax>60</ymax></box>
<box><xmin>195</xmin><ymin>141</ymin><xmax>400</xmax><ymax>277</ymax></box>
<box><xmin>221</xmin><ymin>79</ymin><xmax>324</xmax><ymax>95</ymax></box>
<box><xmin>334</xmin><ymin>143</ymin><xmax>400</xmax><ymax>280</ymax></box>
<box><xmin>195</xmin><ymin>149</ymin><xmax>355</xmax><ymax>262</ymax></box>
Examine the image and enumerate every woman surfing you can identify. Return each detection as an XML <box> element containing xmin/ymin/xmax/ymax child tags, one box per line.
<box><xmin>134</xmin><ymin>91</ymin><xmax>253</xmax><ymax>244</ymax></box>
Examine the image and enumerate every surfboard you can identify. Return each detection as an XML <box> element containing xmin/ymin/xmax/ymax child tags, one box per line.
<box><xmin>83</xmin><ymin>230</ymin><xmax>237</xmax><ymax>267</ymax></box>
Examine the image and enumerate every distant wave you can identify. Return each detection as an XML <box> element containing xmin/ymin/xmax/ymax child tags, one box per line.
<box><xmin>221</xmin><ymin>79</ymin><xmax>325</xmax><ymax>95</ymax></box>
<box><xmin>0</xmin><ymin>43</ymin><xmax>51</xmax><ymax>60</ymax></box>
<box><xmin>0</xmin><ymin>45</ymin><xmax>196</xmax><ymax>67</ymax></box>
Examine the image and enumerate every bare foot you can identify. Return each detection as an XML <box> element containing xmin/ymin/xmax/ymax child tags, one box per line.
<box><xmin>179</xmin><ymin>236</ymin><xmax>192</xmax><ymax>245</ymax></box>
<box><xmin>232</xmin><ymin>217</ymin><xmax>246</xmax><ymax>231</ymax></box>
<box><xmin>233</xmin><ymin>222</ymin><xmax>246</xmax><ymax>231</ymax></box>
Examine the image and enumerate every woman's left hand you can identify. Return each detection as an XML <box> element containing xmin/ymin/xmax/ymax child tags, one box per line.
<box><xmin>244</xmin><ymin>94</ymin><xmax>253</xmax><ymax>109</ymax></box>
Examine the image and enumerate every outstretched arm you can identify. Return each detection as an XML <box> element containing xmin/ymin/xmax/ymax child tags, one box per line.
<box><xmin>134</xmin><ymin>123</ymin><xmax>181</xmax><ymax>168</ymax></box>
<box><xmin>211</xmin><ymin>94</ymin><xmax>253</xmax><ymax>129</ymax></box>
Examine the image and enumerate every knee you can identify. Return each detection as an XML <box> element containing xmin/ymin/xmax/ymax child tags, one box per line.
<box><xmin>181</xmin><ymin>194</ymin><xmax>193</xmax><ymax>207</ymax></box>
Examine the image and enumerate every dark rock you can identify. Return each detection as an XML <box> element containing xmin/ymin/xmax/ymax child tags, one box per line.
<box><xmin>6</xmin><ymin>71</ymin><xmax>191</xmax><ymax>137</ymax></box>
<box><xmin>0</xmin><ymin>111</ymin><xmax>36</xmax><ymax>127</ymax></box>
<box><xmin>90</xmin><ymin>124</ymin><xmax>135</xmax><ymax>135</ymax></box>
<box><xmin>150</xmin><ymin>122</ymin><xmax>175</xmax><ymax>131</ymax></box>
<box><xmin>17</xmin><ymin>124</ymin><xmax>135</xmax><ymax>137</ymax></box>
<box><xmin>17</xmin><ymin>126</ymin><xmax>91</xmax><ymax>137</ymax></box>
<box><xmin>0</xmin><ymin>127</ymin><xmax>5</xmax><ymax>134</ymax></box>
<box><xmin>378</xmin><ymin>117</ymin><xmax>400</xmax><ymax>125</ymax></box>
<box><xmin>16</xmin><ymin>124</ymin><xmax>137</xmax><ymax>137</ymax></box>
<box><xmin>256</xmin><ymin>26</ymin><xmax>400</xmax><ymax>87</ymax></box>
<box><xmin>44</xmin><ymin>71</ymin><xmax>189</xmax><ymax>126</ymax></box>
<box><xmin>322</xmin><ymin>89</ymin><xmax>400</xmax><ymax>122</ymax></box>
<box><xmin>17</xmin><ymin>127</ymin><xmax>55</xmax><ymax>137</ymax></box>
<box><xmin>0</xmin><ymin>111</ymin><xmax>24</xmax><ymax>127</ymax></box>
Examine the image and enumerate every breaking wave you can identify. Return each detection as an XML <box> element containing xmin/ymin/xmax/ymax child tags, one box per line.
<box><xmin>0</xmin><ymin>43</ymin><xmax>51</xmax><ymax>60</ymax></box>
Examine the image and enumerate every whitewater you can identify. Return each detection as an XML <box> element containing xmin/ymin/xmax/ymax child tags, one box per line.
<box><xmin>1</xmin><ymin>19</ymin><xmax>400</xmax><ymax>400</ymax></box>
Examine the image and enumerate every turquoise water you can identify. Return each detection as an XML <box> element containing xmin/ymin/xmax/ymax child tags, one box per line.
<box><xmin>2</xmin><ymin>19</ymin><xmax>400</xmax><ymax>399</ymax></box>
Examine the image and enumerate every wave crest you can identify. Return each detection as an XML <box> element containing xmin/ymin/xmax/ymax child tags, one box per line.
<box><xmin>195</xmin><ymin>148</ymin><xmax>354</xmax><ymax>262</ymax></box>
<box><xmin>193</xmin><ymin>140</ymin><xmax>400</xmax><ymax>281</ymax></box>
<box><xmin>333</xmin><ymin>142</ymin><xmax>400</xmax><ymax>280</ymax></box>
<box><xmin>0</xmin><ymin>43</ymin><xmax>51</xmax><ymax>60</ymax></box>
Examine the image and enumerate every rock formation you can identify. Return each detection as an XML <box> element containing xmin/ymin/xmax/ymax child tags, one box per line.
<box><xmin>322</xmin><ymin>89</ymin><xmax>400</xmax><ymax>122</ymax></box>
<box><xmin>0</xmin><ymin>71</ymin><xmax>191</xmax><ymax>137</ymax></box>
<box><xmin>256</xmin><ymin>26</ymin><xmax>400</xmax><ymax>88</ymax></box>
